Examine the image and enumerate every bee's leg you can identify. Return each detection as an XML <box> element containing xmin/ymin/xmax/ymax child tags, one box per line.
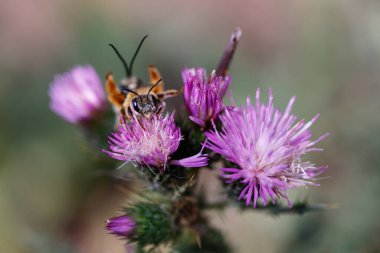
<box><xmin>156</xmin><ymin>101</ymin><xmax>166</xmax><ymax>115</ymax></box>
<box><xmin>118</xmin><ymin>107</ymin><xmax>131</xmax><ymax>125</ymax></box>
<box><xmin>157</xmin><ymin>89</ymin><xmax>179</xmax><ymax>100</ymax></box>
<box><xmin>148</xmin><ymin>65</ymin><xmax>164</xmax><ymax>93</ymax></box>
<box><xmin>105</xmin><ymin>73</ymin><xmax>126</xmax><ymax>110</ymax></box>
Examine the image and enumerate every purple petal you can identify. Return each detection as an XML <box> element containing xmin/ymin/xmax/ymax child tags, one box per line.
<box><xmin>106</xmin><ymin>215</ymin><xmax>135</xmax><ymax>237</ymax></box>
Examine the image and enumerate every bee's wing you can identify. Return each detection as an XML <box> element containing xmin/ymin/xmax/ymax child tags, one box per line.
<box><xmin>105</xmin><ymin>73</ymin><xmax>126</xmax><ymax>109</ymax></box>
<box><xmin>148</xmin><ymin>64</ymin><xmax>164</xmax><ymax>93</ymax></box>
<box><xmin>157</xmin><ymin>89</ymin><xmax>179</xmax><ymax>100</ymax></box>
<box><xmin>148</xmin><ymin>65</ymin><xmax>179</xmax><ymax>100</ymax></box>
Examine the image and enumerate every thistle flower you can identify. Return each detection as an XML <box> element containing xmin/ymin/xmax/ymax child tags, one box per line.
<box><xmin>48</xmin><ymin>65</ymin><xmax>106</xmax><ymax>124</ymax></box>
<box><xmin>103</xmin><ymin>112</ymin><xmax>208</xmax><ymax>172</ymax></box>
<box><xmin>106</xmin><ymin>215</ymin><xmax>136</xmax><ymax>237</ymax></box>
<box><xmin>182</xmin><ymin>67</ymin><xmax>231</xmax><ymax>128</ymax></box>
<box><xmin>205</xmin><ymin>88</ymin><xmax>329</xmax><ymax>207</ymax></box>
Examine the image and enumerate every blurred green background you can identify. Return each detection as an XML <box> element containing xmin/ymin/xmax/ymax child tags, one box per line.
<box><xmin>1</xmin><ymin>1</ymin><xmax>380</xmax><ymax>252</ymax></box>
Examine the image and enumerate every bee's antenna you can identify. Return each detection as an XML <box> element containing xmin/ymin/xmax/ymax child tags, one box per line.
<box><xmin>148</xmin><ymin>79</ymin><xmax>162</xmax><ymax>95</ymax></box>
<box><xmin>109</xmin><ymin>44</ymin><xmax>131</xmax><ymax>77</ymax></box>
<box><xmin>120</xmin><ymin>86</ymin><xmax>141</xmax><ymax>99</ymax></box>
<box><xmin>129</xmin><ymin>35</ymin><xmax>149</xmax><ymax>76</ymax></box>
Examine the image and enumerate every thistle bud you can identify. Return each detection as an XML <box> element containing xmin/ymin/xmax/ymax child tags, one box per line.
<box><xmin>106</xmin><ymin>203</ymin><xmax>173</xmax><ymax>246</ymax></box>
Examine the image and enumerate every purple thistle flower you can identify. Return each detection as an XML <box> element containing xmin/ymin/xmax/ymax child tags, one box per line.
<box><xmin>103</xmin><ymin>112</ymin><xmax>208</xmax><ymax>172</ymax></box>
<box><xmin>205</xmin><ymin>88</ymin><xmax>329</xmax><ymax>207</ymax></box>
<box><xmin>48</xmin><ymin>65</ymin><xmax>106</xmax><ymax>124</ymax></box>
<box><xmin>182</xmin><ymin>67</ymin><xmax>231</xmax><ymax>128</ymax></box>
<box><xmin>106</xmin><ymin>215</ymin><xmax>136</xmax><ymax>237</ymax></box>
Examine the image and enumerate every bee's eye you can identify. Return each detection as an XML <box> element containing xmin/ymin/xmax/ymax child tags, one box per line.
<box><xmin>151</xmin><ymin>95</ymin><xmax>157</xmax><ymax>105</ymax></box>
<box><xmin>132</xmin><ymin>98</ymin><xmax>140</xmax><ymax>112</ymax></box>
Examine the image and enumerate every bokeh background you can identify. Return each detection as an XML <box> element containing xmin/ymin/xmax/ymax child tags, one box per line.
<box><xmin>1</xmin><ymin>1</ymin><xmax>380</xmax><ymax>252</ymax></box>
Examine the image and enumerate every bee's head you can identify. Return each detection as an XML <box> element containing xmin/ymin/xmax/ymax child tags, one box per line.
<box><xmin>120</xmin><ymin>82</ymin><xmax>163</xmax><ymax>119</ymax></box>
<box><xmin>129</xmin><ymin>94</ymin><xmax>165</xmax><ymax>119</ymax></box>
<box><xmin>131</xmin><ymin>78</ymin><xmax>164</xmax><ymax>118</ymax></box>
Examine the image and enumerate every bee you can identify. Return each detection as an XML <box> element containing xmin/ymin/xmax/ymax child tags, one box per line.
<box><xmin>105</xmin><ymin>35</ymin><xmax>178</xmax><ymax>122</ymax></box>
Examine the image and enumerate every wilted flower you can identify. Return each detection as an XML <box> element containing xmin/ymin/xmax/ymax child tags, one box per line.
<box><xmin>205</xmin><ymin>88</ymin><xmax>329</xmax><ymax>207</ymax></box>
<box><xmin>182</xmin><ymin>67</ymin><xmax>231</xmax><ymax>128</ymax></box>
<box><xmin>106</xmin><ymin>215</ymin><xmax>136</xmax><ymax>237</ymax></box>
<box><xmin>49</xmin><ymin>65</ymin><xmax>106</xmax><ymax>124</ymax></box>
<box><xmin>103</xmin><ymin>113</ymin><xmax>208</xmax><ymax>172</ymax></box>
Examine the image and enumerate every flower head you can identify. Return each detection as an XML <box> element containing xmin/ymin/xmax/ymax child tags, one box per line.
<box><xmin>49</xmin><ymin>65</ymin><xmax>106</xmax><ymax>124</ymax></box>
<box><xmin>106</xmin><ymin>215</ymin><xmax>136</xmax><ymax>237</ymax></box>
<box><xmin>182</xmin><ymin>67</ymin><xmax>231</xmax><ymax>128</ymax></box>
<box><xmin>103</xmin><ymin>113</ymin><xmax>208</xmax><ymax>171</ymax></box>
<box><xmin>205</xmin><ymin>88</ymin><xmax>329</xmax><ymax>207</ymax></box>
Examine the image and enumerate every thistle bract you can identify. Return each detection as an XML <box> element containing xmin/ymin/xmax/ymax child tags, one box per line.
<box><xmin>49</xmin><ymin>65</ymin><xmax>106</xmax><ymax>124</ymax></box>
<box><xmin>205</xmin><ymin>88</ymin><xmax>329</xmax><ymax>207</ymax></box>
<box><xmin>130</xmin><ymin>203</ymin><xmax>173</xmax><ymax>246</ymax></box>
